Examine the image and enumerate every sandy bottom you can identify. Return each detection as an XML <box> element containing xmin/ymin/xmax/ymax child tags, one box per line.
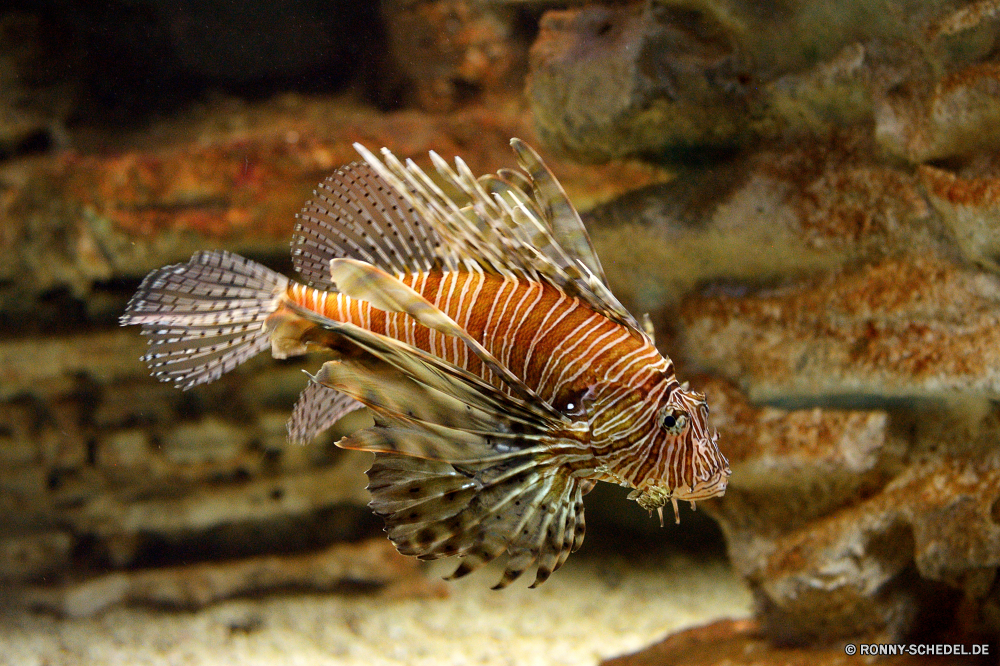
<box><xmin>0</xmin><ymin>550</ymin><xmax>750</xmax><ymax>666</ymax></box>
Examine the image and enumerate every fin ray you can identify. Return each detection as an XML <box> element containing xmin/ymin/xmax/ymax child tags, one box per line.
<box><xmin>291</xmin><ymin>163</ymin><xmax>451</xmax><ymax>287</ymax></box>
<box><xmin>287</xmin><ymin>382</ymin><xmax>366</xmax><ymax>444</ymax></box>
<box><xmin>121</xmin><ymin>251</ymin><xmax>288</xmax><ymax>389</ymax></box>
<box><xmin>353</xmin><ymin>141</ymin><xmax>642</xmax><ymax>333</ymax></box>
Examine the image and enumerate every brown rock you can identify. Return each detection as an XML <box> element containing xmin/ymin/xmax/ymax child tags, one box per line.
<box><xmin>0</xmin><ymin>531</ymin><xmax>73</xmax><ymax>582</ymax></box>
<box><xmin>527</xmin><ymin>2</ymin><xmax>745</xmax><ymax>162</ymax></box>
<box><xmin>0</xmin><ymin>331</ymin><xmax>147</xmax><ymax>400</ymax></box>
<box><xmin>602</xmin><ymin>618</ymin><xmax>964</xmax><ymax>666</ymax></box>
<box><xmin>694</xmin><ymin>378</ymin><xmax>915</xmax><ymax>641</ymax></box>
<box><xmin>690</xmin><ymin>357</ymin><xmax>1000</xmax><ymax>642</ymax></box>
<box><xmin>0</xmin><ymin>13</ymin><xmax>75</xmax><ymax>157</ymax></box>
<box><xmin>382</xmin><ymin>0</ymin><xmax>525</xmax><ymax>111</ymax></box>
<box><xmin>65</xmin><ymin>454</ymin><xmax>372</xmax><ymax>544</ymax></box>
<box><xmin>585</xmin><ymin>132</ymin><xmax>939</xmax><ymax>313</ymax></box>
<box><xmin>921</xmin><ymin>163</ymin><xmax>1000</xmax><ymax>271</ymax></box>
<box><xmin>681</xmin><ymin>258</ymin><xmax>1000</xmax><ymax>404</ymax></box>
<box><xmin>1</xmin><ymin>94</ymin><xmax>667</xmax><ymax>308</ymax></box>
<box><xmin>22</xmin><ymin>538</ymin><xmax>445</xmax><ymax>618</ymax></box>
<box><xmin>876</xmin><ymin>63</ymin><xmax>1000</xmax><ymax>163</ymax></box>
<box><xmin>702</xmin><ymin>377</ymin><xmax>892</xmax><ymax>531</ymax></box>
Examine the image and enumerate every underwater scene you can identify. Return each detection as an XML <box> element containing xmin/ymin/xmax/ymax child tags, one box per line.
<box><xmin>2</xmin><ymin>1</ymin><xmax>1000</xmax><ymax>664</ymax></box>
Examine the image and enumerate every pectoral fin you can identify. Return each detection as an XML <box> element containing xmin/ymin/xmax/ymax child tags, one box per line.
<box><xmin>298</xmin><ymin>313</ymin><xmax>592</xmax><ymax>587</ymax></box>
<box><xmin>368</xmin><ymin>451</ymin><xmax>592</xmax><ymax>588</ymax></box>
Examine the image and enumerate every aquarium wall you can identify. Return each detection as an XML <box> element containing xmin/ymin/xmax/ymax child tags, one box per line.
<box><xmin>2</xmin><ymin>1</ymin><xmax>1000</xmax><ymax>664</ymax></box>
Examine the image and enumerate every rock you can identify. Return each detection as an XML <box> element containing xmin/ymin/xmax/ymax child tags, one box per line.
<box><xmin>160</xmin><ymin>417</ymin><xmax>255</xmax><ymax>467</ymax></box>
<box><xmin>0</xmin><ymin>13</ymin><xmax>75</xmax><ymax>158</ymax></box>
<box><xmin>602</xmin><ymin>618</ymin><xmax>952</xmax><ymax>666</ymax></box>
<box><xmin>525</xmin><ymin>1</ymin><xmax>1000</xmax><ymax>162</ymax></box>
<box><xmin>0</xmin><ymin>331</ymin><xmax>149</xmax><ymax>400</ymax></box>
<box><xmin>585</xmin><ymin>131</ymin><xmax>938</xmax><ymax>313</ymax></box>
<box><xmin>701</xmin><ymin>377</ymin><xmax>893</xmax><ymax>530</ymax></box>
<box><xmin>0</xmin><ymin>94</ymin><xmax>667</xmax><ymax>312</ymax></box>
<box><xmin>66</xmin><ymin>454</ymin><xmax>372</xmax><ymax>544</ymax></box>
<box><xmin>681</xmin><ymin>258</ymin><xmax>1000</xmax><ymax>406</ymax></box>
<box><xmin>716</xmin><ymin>444</ymin><xmax>1000</xmax><ymax>643</ymax></box>
<box><xmin>527</xmin><ymin>2</ymin><xmax>746</xmax><ymax>162</ymax></box>
<box><xmin>22</xmin><ymin>538</ymin><xmax>445</xmax><ymax>618</ymax></box>
<box><xmin>755</xmin><ymin>44</ymin><xmax>872</xmax><ymax>139</ymax></box>
<box><xmin>676</xmin><ymin>254</ymin><xmax>1000</xmax><ymax>642</ymax></box>
<box><xmin>921</xmin><ymin>162</ymin><xmax>1000</xmax><ymax>271</ymax></box>
<box><xmin>683</xmin><ymin>375</ymin><xmax>1000</xmax><ymax>643</ymax></box>
<box><xmin>382</xmin><ymin>0</ymin><xmax>525</xmax><ymax>111</ymax></box>
<box><xmin>693</xmin><ymin>378</ymin><xmax>919</xmax><ymax>641</ymax></box>
<box><xmin>875</xmin><ymin>63</ymin><xmax>1000</xmax><ymax>163</ymax></box>
<box><xmin>0</xmin><ymin>531</ymin><xmax>73</xmax><ymax>582</ymax></box>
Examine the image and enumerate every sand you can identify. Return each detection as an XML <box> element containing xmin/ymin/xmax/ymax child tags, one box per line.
<box><xmin>0</xmin><ymin>549</ymin><xmax>750</xmax><ymax>666</ymax></box>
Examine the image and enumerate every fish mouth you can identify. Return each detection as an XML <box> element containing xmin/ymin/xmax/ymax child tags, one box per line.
<box><xmin>627</xmin><ymin>468</ymin><xmax>731</xmax><ymax>525</ymax></box>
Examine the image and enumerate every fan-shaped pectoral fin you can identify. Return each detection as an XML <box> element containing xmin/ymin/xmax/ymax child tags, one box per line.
<box><xmin>367</xmin><ymin>452</ymin><xmax>589</xmax><ymax>588</ymax></box>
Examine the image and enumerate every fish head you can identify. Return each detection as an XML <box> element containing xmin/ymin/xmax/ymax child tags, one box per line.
<box><xmin>636</xmin><ymin>386</ymin><xmax>729</xmax><ymax>516</ymax></box>
<box><xmin>593</xmin><ymin>382</ymin><xmax>730</xmax><ymax>520</ymax></box>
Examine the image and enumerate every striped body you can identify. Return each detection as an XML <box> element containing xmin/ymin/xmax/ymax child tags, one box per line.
<box><xmin>289</xmin><ymin>272</ymin><xmax>667</xmax><ymax>404</ymax></box>
<box><xmin>285</xmin><ymin>271</ymin><xmax>693</xmax><ymax>488</ymax></box>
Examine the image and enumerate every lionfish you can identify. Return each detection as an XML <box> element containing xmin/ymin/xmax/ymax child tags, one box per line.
<box><xmin>121</xmin><ymin>139</ymin><xmax>730</xmax><ymax>588</ymax></box>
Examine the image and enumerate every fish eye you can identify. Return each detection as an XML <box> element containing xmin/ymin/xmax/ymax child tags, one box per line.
<box><xmin>658</xmin><ymin>407</ymin><xmax>689</xmax><ymax>436</ymax></box>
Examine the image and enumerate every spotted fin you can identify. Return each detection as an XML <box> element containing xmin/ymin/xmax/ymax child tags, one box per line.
<box><xmin>290</xmin><ymin>162</ymin><xmax>454</xmax><ymax>288</ymax></box>
<box><xmin>309</xmin><ymin>342</ymin><xmax>591</xmax><ymax>587</ymax></box>
<box><xmin>368</xmin><ymin>452</ymin><xmax>592</xmax><ymax>588</ymax></box>
<box><xmin>286</xmin><ymin>383</ymin><xmax>365</xmax><ymax>444</ymax></box>
<box><xmin>299</xmin><ymin>310</ymin><xmax>592</xmax><ymax>586</ymax></box>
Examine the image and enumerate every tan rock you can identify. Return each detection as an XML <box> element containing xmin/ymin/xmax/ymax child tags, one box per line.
<box><xmin>876</xmin><ymin>63</ymin><xmax>1000</xmax><ymax>163</ymax></box>
<box><xmin>586</xmin><ymin>133</ymin><xmax>939</xmax><ymax>313</ymax></box>
<box><xmin>702</xmin><ymin>377</ymin><xmax>892</xmax><ymax>530</ymax></box>
<box><xmin>382</xmin><ymin>0</ymin><xmax>525</xmax><ymax>112</ymax></box>
<box><xmin>0</xmin><ymin>330</ymin><xmax>147</xmax><ymax>400</ymax></box>
<box><xmin>22</xmin><ymin>538</ymin><xmax>443</xmax><ymax>618</ymax></box>
<box><xmin>921</xmin><ymin>163</ymin><xmax>1000</xmax><ymax>270</ymax></box>
<box><xmin>65</xmin><ymin>454</ymin><xmax>372</xmax><ymax>543</ymax></box>
<box><xmin>0</xmin><ymin>531</ymin><xmax>73</xmax><ymax>582</ymax></box>
<box><xmin>527</xmin><ymin>3</ymin><xmax>745</xmax><ymax>162</ymax></box>
<box><xmin>602</xmin><ymin>618</ymin><xmax>942</xmax><ymax>666</ymax></box>
<box><xmin>682</xmin><ymin>258</ymin><xmax>1000</xmax><ymax>404</ymax></box>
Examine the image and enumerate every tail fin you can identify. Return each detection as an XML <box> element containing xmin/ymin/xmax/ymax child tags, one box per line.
<box><xmin>121</xmin><ymin>250</ymin><xmax>288</xmax><ymax>389</ymax></box>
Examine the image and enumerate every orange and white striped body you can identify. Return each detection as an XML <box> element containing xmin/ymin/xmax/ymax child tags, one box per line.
<box><xmin>284</xmin><ymin>271</ymin><xmax>703</xmax><ymax>491</ymax></box>
<box><xmin>287</xmin><ymin>273</ymin><xmax>668</xmax><ymax>403</ymax></box>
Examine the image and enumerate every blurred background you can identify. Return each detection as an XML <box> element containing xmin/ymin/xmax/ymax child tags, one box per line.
<box><xmin>2</xmin><ymin>0</ymin><xmax>1000</xmax><ymax>664</ymax></box>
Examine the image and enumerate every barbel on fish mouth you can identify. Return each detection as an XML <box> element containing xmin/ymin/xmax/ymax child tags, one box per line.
<box><xmin>120</xmin><ymin>138</ymin><xmax>731</xmax><ymax>588</ymax></box>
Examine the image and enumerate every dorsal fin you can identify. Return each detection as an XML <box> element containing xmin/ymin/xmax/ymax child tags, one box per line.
<box><xmin>290</xmin><ymin>163</ymin><xmax>458</xmax><ymax>288</ymax></box>
<box><xmin>508</xmin><ymin>139</ymin><xmax>608</xmax><ymax>284</ymax></box>
<box><xmin>353</xmin><ymin>141</ymin><xmax>642</xmax><ymax>333</ymax></box>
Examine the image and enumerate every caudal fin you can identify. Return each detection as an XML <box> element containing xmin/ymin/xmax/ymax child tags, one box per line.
<box><xmin>121</xmin><ymin>250</ymin><xmax>288</xmax><ymax>389</ymax></box>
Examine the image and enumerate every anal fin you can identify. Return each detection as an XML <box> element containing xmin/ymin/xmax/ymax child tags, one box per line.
<box><xmin>287</xmin><ymin>382</ymin><xmax>366</xmax><ymax>444</ymax></box>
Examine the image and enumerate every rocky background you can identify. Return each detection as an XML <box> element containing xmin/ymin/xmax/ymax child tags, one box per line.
<box><xmin>4</xmin><ymin>0</ymin><xmax>1000</xmax><ymax>664</ymax></box>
